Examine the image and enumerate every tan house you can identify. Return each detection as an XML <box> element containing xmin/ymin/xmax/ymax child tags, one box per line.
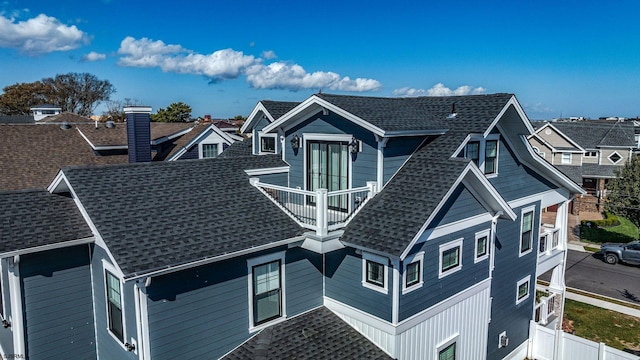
<box><xmin>528</xmin><ymin>120</ymin><xmax>636</xmax><ymax>214</ymax></box>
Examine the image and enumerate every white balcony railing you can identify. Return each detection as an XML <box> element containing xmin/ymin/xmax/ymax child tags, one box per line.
<box><xmin>539</xmin><ymin>225</ymin><xmax>560</xmax><ymax>256</ymax></box>
<box><xmin>534</xmin><ymin>292</ymin><xmax>559</xmax><ymax>326</ymax></box>
<box><xmin>251</xmin><ymin>180</ymin><xmax>378</xmax><ymax>236</ymax></box>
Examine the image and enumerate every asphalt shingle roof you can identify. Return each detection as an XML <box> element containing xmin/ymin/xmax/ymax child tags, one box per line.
<box><xmin>219</xmin><ymin>139</ymin><xmax>253</xmax><ymax>157</ymax></box>
<box><xmin>222</xmin><ymin>307</ymin><xmax>392</xmax><ymax>360</ymax></box>
<box><xmin>316</xmin><ymin>93</ymin><xmax>514</xmax><ymax>132</ymax></box>
<box><xmin>555</xmin><ymin>164</ymin><xmax>623</xmax><ymax>183</ymax></box>
<box><xmin>261</xmin><ymin>101</ymin><xmax>300</xmax><ymax>120</ymax></box>
<box><xmin>341</xmin><ymin>131</ymin><xmax>471</xmax><ymax>256</ymax></box>
<box><xmin>62</xmin><ymin>156</ymin><xmax>303</xmax><ymax>278</ymax></box>
<box><xmin>0</xmin><ymin>115</ymin><xmax>34</xmax><ymax>124</ymax></box>
<box><xmin>552</xmin><ymin>121</ymin><xmax>636</xmax><ymax>148</ymax></box>
<box><xmin>0</xmin><ymin>190</ymin><xmax>93</xmax><ymax>254</ymax></box>
<box><xmin>76</xmin><ymin>122</ymin><xmax>193</xmax><ymax>147</ymax></box>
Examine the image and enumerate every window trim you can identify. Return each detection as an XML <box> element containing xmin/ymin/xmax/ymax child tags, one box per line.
<box><xmin>516</xmin><ymin>275</ymin><xmax>531</xmax><ymax>304</ymax></box>
<box><xmin>436</xmin><ymin>334</ymin><xmax>459</xmax><ymax>360</ymax></box>
<box><xmin>247</xmin><ymin>251</ymin><xmax>286</xmax><ymax>332</ymax></box>
<box><xmin>439</xmin><ymin>238</ymin><xmax>463</xmax><ymax>279</ymax></box>
<box><xmin>402</xmin><ymin>251</ymin><xmax>424</xmax><ymax>294</ymax></box>
<box><xmin>607</xmin><ymin>151</ymin><xmax>623</xmax><ymax>165</ymax></box>
<box><xmin>474</xmin><ymin>229</ymin><xmax>490</xmax><ymax>263</ymax></box>
<box><xmin>103</xmin><ymin>260</ymin><xmax>126</xmax><ymax>347</ymax></box>
<box><xmin>519</xmin><ymin>206</ymin><xmax>536</xmax><ymax>256</ymax></box>
<box><xmin>198</xmin><ymin>141</ymin><xmax>221</xmax><ymax>158</ymax></box>
<box><xmin>561</xmin><ymin>152</ymin><xmax>572</xmax><ymax>164</ymax></box>
<box><xmin>464</xmin><ymin>134</ymin><xmax>500</xmax><ymax>176</ymax></box>
<box><xmin>361</xmin><ymin>252</ymin><xmax>389</xmax><ymax>294</ymax></box>
<box><xmin>258</xmin><ymin>133</ymin><xmax>277</xmax><ymax>154</ymax></box>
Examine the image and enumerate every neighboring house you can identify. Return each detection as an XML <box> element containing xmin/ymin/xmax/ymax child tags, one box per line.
<box><xmin>30</xmin><ymin>104</ymin><xmax>62</xmax><ymax>121</ymax></box>
<box><xmin>528</xmin><ymin>121</ymin><xmax>636</xmax><ymax>214</ymax></box>
<box><xmin>0</xmin><ymin>109</ymin><xmax>235</xmax><ymax>191</ymax></box>
<box><xmin>167</xmin><ymin>123</ymin><xmax>240</xmax><ymax>161</ymax></box>
<box><xmin>0</xmin><ymin>93</ymin><xmax>583</xmax><ymax>360</ymax></box>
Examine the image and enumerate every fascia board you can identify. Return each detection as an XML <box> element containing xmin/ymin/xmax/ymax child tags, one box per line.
<box><xmin>0</xmin><ymin>237</ymin><xmax>94</xmax><ymax>258</ymax></box>
<box><xmin>241</xmin><ymin>102</ymin><xmax>273</xmax><ymax>134</ymax></box>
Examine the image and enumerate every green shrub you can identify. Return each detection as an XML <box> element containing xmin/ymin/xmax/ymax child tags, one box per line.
<box><xmin>580</xmin><ymin>212</ymin><xmax>620</xmax><ymax>228</ymax></box>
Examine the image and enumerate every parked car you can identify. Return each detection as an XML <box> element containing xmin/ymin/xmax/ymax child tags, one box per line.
<box><xmin>599</xmin><ymin>240</ymin><xmax>640</xmax><ymax>265</ymax></box>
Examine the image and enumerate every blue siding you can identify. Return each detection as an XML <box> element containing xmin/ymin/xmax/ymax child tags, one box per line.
<box><xmin>91</xmin><ymin>245</ymin><xmax>137</xmax><ymax>360</ymax></box>
<box><xmin>20</xmin><ymin>245</ymin><xmax>96</xmax><ymax>359</ymax></box>
<box><xmin>325</xmin><ymin>248</ymin><xmax>393</xmax><ymax>322</ymax></box>
<box><xmin>127</xmin><ymin>113</ymin><xmax>151</xmax><ymax>163</ymax></box>
<box><xmin>489</xmin><ymin>138</ymin><xmax>557</xmax><ymax>202</ymax></box>
<box><xmin>486</xmin><ymin>203</ymin><xmax>540</xmax><ymax>360</ymax></box>
<box><xmin>284</xmin><ymin>112</ymin><xmax>378</xmax><ymax>190</ymax></box>
<box><xmin>145</xmin><ymin>246</ymin><xmax>322</xmax><ymax>360</ymax></box>
<box><xmin>399</xmin><ymin>222</ymin><xmax>492</xmax><ymax>321</ymax></box>
<box><xmin>382</xmin><ymin>137</ymin><xmax>424</xmax><ymax>184</ymax></box>
<box><xmin>431</xmin><ymin>185</ymin><xmax>487</xmax><ymax>228</ymax></box>
<box><xmin>178</xmin><ymin>144</ymin><xmax>199</xmax><ymax>160</ymax></box>
<box><xmin>257</xmin><ymin>172</ymin><xmax>289</xmax><ymax>187</ymax></box>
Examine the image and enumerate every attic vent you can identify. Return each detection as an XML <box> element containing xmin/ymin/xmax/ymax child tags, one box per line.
<box><xmin>105</xmin><ymin>120</ymin><xmax>115</xmax><ymax>129</ymax></box>
<box><xmin>447</xmin><ymin>103</ymin><xmax>457</xmax><ymax>119</ymax></box>
<box><xmin>60</xmin><ymin>123</ymin><xmax>72</xmax><ymax>130</ymax></box>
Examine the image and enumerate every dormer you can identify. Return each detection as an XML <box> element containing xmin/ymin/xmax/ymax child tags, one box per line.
<box><xmin>30</xmin><ymin>104</ymin><xmax>62</xmax><ymax>121</ymax></box>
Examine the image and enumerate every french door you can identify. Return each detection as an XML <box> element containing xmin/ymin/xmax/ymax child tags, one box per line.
<box><xmin>306</xmin><ymin>140</ymin><xmax>349</xmax><ymax>211</ymax></box>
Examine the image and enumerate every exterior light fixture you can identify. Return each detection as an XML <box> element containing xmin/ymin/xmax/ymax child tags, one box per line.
<box><xmin>290</xmin><ymin>134</ymin><xmax>300</xmax><ymax>150</ymax></box>
<box><xmin>349</xmin><ymin>136</ymin><xmax>360</xmax><ymax>154</ymax></box>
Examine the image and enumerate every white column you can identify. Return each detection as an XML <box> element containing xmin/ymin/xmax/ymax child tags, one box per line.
<box><xmin>316</xmin><ymin>188</ymin><xmax>328</xmax><ymax>236</ymax></box>
<box><xmin>9</xmin><ymin>256</ymin><xmax>24</xmax><ymax>356</ymax></box>
<box><xmin>375</xmin><ymin>136</ymin><xmax>389</xmax><ymax>189</ymax></box>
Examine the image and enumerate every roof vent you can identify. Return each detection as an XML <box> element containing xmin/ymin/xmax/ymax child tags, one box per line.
<box><xmin>447</xmin><ymin>103</ymin><xmax>457</xmax><ymax>119</ymax></box>
<box><xmin>105</xmin><ymin>120</ymin><xmax>115</xmax><ymax>129</ymax></box>
<box><xmin>60</xmin><ymin>122</ymin><xmax>72</xmax><ymax>130</ymax></box>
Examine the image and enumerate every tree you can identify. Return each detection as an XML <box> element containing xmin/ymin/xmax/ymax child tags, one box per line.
<box><xmin>605</xmin><ymin>156</ymin><xmax>640</xmax><ymax>228</ymax></box>
<box><xmin>152</xmin><ymin>102</ymin><xmax>192</xmax><ymax>122</ymax></box>
<box><xmin>101</xmin><ymin>98</ymin><xmax>140</xmax><ymax>122</ymax></box>
<box><xmin>0</xmin><ymin>72</ymin><xmax>115</xmax><ymax>116</ymax></box>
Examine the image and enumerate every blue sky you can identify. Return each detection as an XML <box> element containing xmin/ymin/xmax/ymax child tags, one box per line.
<box><xmin>1</xmin><ymin>0</ymin><xmax>639</xmax><ymax>120</ymax></box>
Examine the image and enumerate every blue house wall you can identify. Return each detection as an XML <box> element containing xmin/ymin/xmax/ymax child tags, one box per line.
<box><xmin>144</xmin><ymin>246</ymin><xmax>322</xmax><ymax>360</ymax></box>
<box><xmin>20</xmin><ymin>245</ymin><xmax>96</xmax><ymax>359</ymax></box>
<box><xmin>325</xmin><ymin>247</ymin><xmax>393</xmax><ymax>322</ymax></box>
<box><xmin>382</xmin><ymin>137</ymin><xmax>425</xmax><ymax>184</ymax></box>
<box><xmin>430</xmin><ymin>185</ymin><xmax>488</xmax><ymax>228</ymax></box>
<box><xmin>283</xmin><ymin>112</ymin><xmax>378</xmax><ymax>190</ymax></box>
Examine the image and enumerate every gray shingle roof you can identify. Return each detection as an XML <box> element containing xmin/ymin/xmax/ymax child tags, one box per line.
<box><xmin>341</xmin><ymin>131</ymin><xmax>472</xmax><ymax>256</ymax></box>
<box><xmin>555</xmin><ymin>164</ymin><xmax>623</xmax><ymax>183</ymax></box>
<box><xmin>0</xmin><ymin>115</ymin><xmax>34</xmax><ymax>124</ymax></box>
<box><xmin>552</xmin><ymin>121</ymin><xmax>635</xmax><ymax>148</ymax></box>
<box><xmin>261</xmin><ymin>101</ymin><xmax>300</xmax><ymax>120</ymax></box>
<box><xmin>220</xmin><ymin>139</ymin><xmax>253</xmax><ymax>157</ymax></box>
<box><xmin>222</xmin><ymin>307</ymin><xmax>392</xmax><ymax>360</ymax></box>
<box><xmin>317</xmin><ymin>93</ymin><xmax>514</xmax><ymax>132</ymax></box>
<box><xmin>62</xmin><ymin>156</ymin><xmax>303</xmax><ymax>278</ymax></box>
<box><xmin>0</xmin><ymin>190</ymin><xmax>93</xmax><ymax>254</ymax></box>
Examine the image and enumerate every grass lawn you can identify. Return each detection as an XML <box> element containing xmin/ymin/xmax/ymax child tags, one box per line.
<box><xmin>580</xmin><ymin>216</ymin><xmax>638</xmax><ymax>244</ymax></box>
<box><xmin>564</xmin><ymin>299</ymin><xmax>640</xmax><ymax>352</ymax></box>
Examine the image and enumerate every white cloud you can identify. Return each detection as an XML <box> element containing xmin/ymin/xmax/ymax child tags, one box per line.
<box><xmin>0</xmin><ymin>13</ymin><xmax>89</xmax><ymax>55</ymax></box>
<box><xmin>117</xmin><ymin>36</ymin><xmax>257</xmax><ymax>79</ymax></box>
<box><xmin>261</xmin><ymin>50</ymin><xmax>277</xmax><ymax>59</ymax></box>
<box><xmin>245</xmin><ymin>62</ymin><xmax>382</xmax><ymax>92</ymax></box>
<box><xmin>394</xmin><ymin>83</ymin><xmax>486</xmax><ymax>97</ymax></box>
<box><xmin>117</xmin><ymin>36</ymin><xmax>382</xmax><ymax>92</ymax></box>
<box><xmin>82</xmin><ymin>51</ymin><xmax>106</xmax><ymax>62</ymax></box>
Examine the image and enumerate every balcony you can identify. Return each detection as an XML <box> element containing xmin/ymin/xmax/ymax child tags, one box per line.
<box><xmin>251</xmin><ymin>180</ymin><xmax>378</xmax><ymax>236</ymax></box>
<box><xmin>534</xmin><ymin>290</ymin><xmax>560</xmax><ymax>328</ymax></box>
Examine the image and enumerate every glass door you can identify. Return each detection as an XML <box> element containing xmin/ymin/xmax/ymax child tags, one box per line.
<box><xmin>307</xmin><ymin>140</ymin><xmax>349</xmax><ymax>211</ymax></box>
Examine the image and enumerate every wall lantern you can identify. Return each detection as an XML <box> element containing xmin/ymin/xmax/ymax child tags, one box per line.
<box><xmin>349</xmin><ymin>136</ymin><xmax>360</xmax><ymax>154</ymax></box>
<box><xmin>290</xmin><ymin>134</ymin><xmax>301</xmax><ymax>150</ymax></box>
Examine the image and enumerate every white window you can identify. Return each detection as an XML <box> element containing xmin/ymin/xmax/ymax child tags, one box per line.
<box><xmin>247</xmin><ymin>252</ymin><xmax>286</xmax><ymax>330</ymax></box>
<box><xmin>259</xmin><ymin>134</ymin><xmax>277</xmax><ymax>154</ymax></box>
<box><xmin>474</xmin><ymin>229</ymin><xmax>490</xmax><ymax>263</ymax></box>
<box><xmin>464</xmin><ymin>135</ymin><xmax>499</xmax><ymax>175</ymax></box>
<box><xmin>201</xmin><ymin>143</ymin><xmax>219</xmax><ymax>158</ymax></box>
<box><xmin>439</xmin><ymin>238</ymin><xmax>463</xmax><ymax>278</ymax></box>
<box><xmin>585</xmin><ymin>151</ymin><xmax>598</xmax><ymax>157</ymax></box>
<box><xmin>519</xmin><ymin>206</ymin><xmax>535</xmax><ymax>256</ymax></box>
<box><xmin>402</xmin><ymin>252</ymin><xmax>424</xmax><ymax>294</ymax></box>
<box><xmin>104</xmin><ymin>268</ymin><xmax>124</xmax><ymax>343</ymax></box>
<box><xmin>608</xmin><ymin>151</ymin><xmax>622</xmax><ymax>164</ymax></box>
<box><xmin>561</xmin><ymin>153</ymin><xmax>572</xmax><ymax>164</ymax></box>
<box><xmin>437</xmin><ymin>335</ymin><xmax>459</xmax><ymax>360</ymax></box>
<box><xmin>361</xmin><ymin>252</ymin><xmax>388</xmax><ymax>294</ymax></box>
<box><xmin>516</xmin><ymin>276</ymin><xmax>531</xmax><ymax>304</ymax></box>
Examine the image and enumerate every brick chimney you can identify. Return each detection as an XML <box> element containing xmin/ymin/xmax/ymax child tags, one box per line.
<box><xmin>124</xmin><ymin>106</ymin><xmax>152</xmax><ymax>163</ymax></box>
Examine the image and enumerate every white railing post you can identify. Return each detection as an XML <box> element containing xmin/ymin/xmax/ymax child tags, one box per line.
<box><xmin>366</xmin><ymin>181</ymin><xmax>378</xmax><ymax>196</ymax></box>
<box><xmin>316</xmin><ymin>188</ymin><xmax>328</xmax><ymax>236</ymax></box>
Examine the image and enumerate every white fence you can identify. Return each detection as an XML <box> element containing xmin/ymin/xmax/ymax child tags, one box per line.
<box><xmin>530</xmin><ymin>322</ymin><xmax>639</xmax><ymax>360</ymax></box>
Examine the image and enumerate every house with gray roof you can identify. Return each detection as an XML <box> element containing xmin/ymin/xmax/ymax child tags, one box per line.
<box><xmin>0</xmin><ymin>93</ymin><xmax>583</xmax><ymax>359</ymax></box>
<box><xmin>528</xmin><ymin>120</ymin><xmax>636</xmax><ymax>214</ymax></box>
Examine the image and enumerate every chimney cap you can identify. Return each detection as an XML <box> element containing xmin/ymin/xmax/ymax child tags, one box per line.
<box><xmin>124</xmin><ymin>106</ymin><xmax>152</xmax><ymax>114</ymax></box>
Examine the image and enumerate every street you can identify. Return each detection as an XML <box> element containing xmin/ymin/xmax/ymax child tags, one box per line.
<box><xmin>554</xmin><ymin>250</ymin><xmax>640</xmax><ymax>304</ymax></box>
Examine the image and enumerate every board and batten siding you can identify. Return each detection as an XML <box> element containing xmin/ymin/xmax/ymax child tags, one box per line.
<box><xmin>400</xmin><ymin>221</ymin><xmax>491</xmax><ymax>321</ymax></box>
<box><xmin>144</xmin><ymin>246</ymin><xmax>322</xmax><ymax>360</ymax></box>
<box><xmin>397</xmin><ymin>284</ymin><xmax>491</xmax><ymax>360</ymax></box>
<box><xmin>325</xmin><ymin>247</ymin><xmax>393</xmax><ymax>322</ymax></box>
<box><xmin>382</xmin><ymin>137</ymin><xmax>425</xmax><ymax>184</ymax></box>
<box><xmin>283</xmin><ymin>112</ymin><xmax>378</xmax><ymax>191</ymax></box>
<box><xmin>20</xmin><ymin>245</ymin><xmax>96</xmax><ymax>359</ymax></box>
<box><xmin>486</xmin><ymin>203</ymin><xmax>540</xmax><ymax>360</ymax></box>
<box><xmin>489</xmin><ymin>137</ymin><xmax>558</xmax><ymax>202</ymax></box>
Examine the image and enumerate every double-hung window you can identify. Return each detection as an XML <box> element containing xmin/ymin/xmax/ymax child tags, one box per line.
<box><xmin>520</xmin><ymin>207</ymin><xmax>535</xmax><ymax>255</ymax></box>
<box><xmin>464</xmin><ymin>136</ymin><xmax>499</xmax><ymax>175</ymax></box>
<box><xmin>402</xmin><ymin>252</ymin><xmax>424</xmax><ymax>294</ymax></box>
<box><xmin>474</xmin><ymin>230</ymin><xmax>490</xmax><ymax>263</ymax></box>
<box><xmin>247</xmin><ymin>252</ymin><xmax>286</xmax><ymax>330</ymax></box>
<box><xmin>439</xmin><ymin>239</ymin><xmax>463</xmax><ymax>278</ymax></box>
<box><xmin>105</xmin><ymin>271</ymin><xmax>124</xmax><ymax>342</ymax></box>
<box><xmin>466</xmin><ymin>141</ymin><xmax>480</xmax><ymax>166</ymax></box>
<box><xmin>201</xmin><ymin>143</ymin><xmax>219</xmax><ymax>158</ymax></box>
<box><xmin>437</xmin><ymin>335</ymin><xmax>459</xmax><ymax>360</ymax></box>
<box><xmin>361</xmin><ymin>252</ymin><xmax>388</xmax><ymax>294</ymax></box>
<box><xmin>516</xmin><ymin>276</ymin><xmax>531</xmax><ymax>304</ymax></box>
<box><xmin>484</xmin><ymin>140</ymin><xmax>498</xmax><ymax>174</ymax></box>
